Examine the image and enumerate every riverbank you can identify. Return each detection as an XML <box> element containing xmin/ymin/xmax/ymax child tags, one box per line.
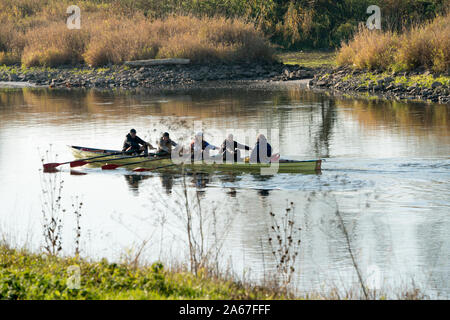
<box><xmin>0</xmin><ymin>245</ymin><xmax>287</xmax><ymax>300</ymax></box>
<box><xmin>1</xmin><ymin>61</ymin><xmax>449</xmax><ymax>104</ymax></box>
<box><xmin>318</xmin><ymin>12</ymin><xmax>450</xmax><ymax>104</ymax></box>
<box><xmin>0</xmin><ymin>62</ymin><xmax>316</xmax><ymax>89</ymax></box>
<box><xmin>308</xmin><ymin>66</ymin><xmax>450</xmax><ymax>104</ymax></box>
<box><xmin>0</xmin><ymin>244</ymin><xmax>430</xmax><ymax>300</ymax></box>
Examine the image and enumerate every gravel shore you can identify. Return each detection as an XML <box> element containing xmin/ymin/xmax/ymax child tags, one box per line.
<box><xmin>2</xmin><ymin>62</ymin><xmax>449</xmax><ymax>104</ymax></box>
<box><xmin>308</xmin><ymin>66</ymin><xmax>450</xmax><ymax>104</ymax></box>
<box><xmin>0</xmin><ymin>62</ymin><xmax>315</xmax><ymax>89</ymax></box>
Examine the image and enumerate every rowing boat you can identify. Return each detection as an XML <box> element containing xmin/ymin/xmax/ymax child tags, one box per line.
<box><xmin>69</xmin><ymin>145</ymin><xmax>322</xmax><ymax>173</ymax></box>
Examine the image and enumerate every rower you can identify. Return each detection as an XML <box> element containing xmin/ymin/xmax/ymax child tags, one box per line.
<box><xmin>157</xmin><ymin>132</ymin><xmax>178</xmax><ymax>157</ymax></box>
<box><xmin>249</xmin><ymin>133</ymin><xmax>272</xmax><ymax>163</ymax></box>
<box><xmin>122</xmin><ymin>128</ymin><xmax>155</xmax><ymax>155</ymax></box>
<box><xmin>219</xmin><ymin>134</ymin><xmax>251</xmax><ymax>162</ymax></box>
<box><xmin>190</xmin><ymin>132</ymin><xmax>218</xmax><ymax>160</ymax></box>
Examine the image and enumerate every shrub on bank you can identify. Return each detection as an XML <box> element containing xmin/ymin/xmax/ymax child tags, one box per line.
<box><xmin>337</xmin><ymin>13</ymin><xmax>450</xmax><ymax>73</ymax></box>
<box><xmin>21</xmin><ymin>23</ymin><xmax>89</xmax><ymax>67</ymax></box>
<box><xmin>395</xmin><ymin>14</ymin><xmax>450</xmax><ymax>72</ymax></box>
<box><xmin>0</xmin><ymin>22</ymin><xmax>25</xmax><ymax>65</ymax></box>
<box><xmin>337</xmin><ymin>27</ymin><xmax>399</xmax><ymax>70</ymax></box>
<box><xmin>1</xmin><ymin>12</ymin><xmax>275</xmax><ymax>67</ymax></box>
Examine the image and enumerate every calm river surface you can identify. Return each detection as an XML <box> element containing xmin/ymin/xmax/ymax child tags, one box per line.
<box><xmin>0</xmin><ymin>83</ymin><xmax>449</xmax><ymax>298</ymax></box>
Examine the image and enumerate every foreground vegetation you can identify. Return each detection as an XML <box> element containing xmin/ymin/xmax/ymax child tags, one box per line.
<box><xmin>337</xmin><ymin>12</ymin><xmax>450</xmax><ymax>73</ymax></box>
<box><xmin>1</xmin><ymin>244</ymin><xmax>432</xmax><ymax>300</ymax></box>
<box><xmin>0</xmin><ymin>245</ymin><xmax>287</xmax><ymax>300</ymax></box>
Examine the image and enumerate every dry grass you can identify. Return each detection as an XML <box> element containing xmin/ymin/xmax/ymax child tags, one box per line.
<box><xmin>84</xmin><ymin>15</ymin><xmax>274</xmax><ymax>66</ymax></box>
<box><xmin>21</xmin><ymin>23</ymin><xmax>89</xmax><ymax>67</ymax></box>
<box><xmin>82</xmin><ymin>16</ymin><xmax>159</xmax><ymax>67</ymax></box>
<box><xmin>337</xmin><ymin>13</ymin><xmax>450</xmax><ymax>72</ymax></box>
<box><xmin>0</xmin><ymin>4</ymin><xmax>275</xmax><ymax>67</ymax></box>
<box><xmin>0</xmin><ymin>22</ymin><xmax>25</xmax><ymax>64</ymax></box>
<box><xmin>337</xmin><ymin>26</ymin><xmax>399</xmax><ymax>70</ymax></box>
<box><xmin>395</xmin><ymin>14</ymin><xmax>450</xmax><ymax>72</ymax></box>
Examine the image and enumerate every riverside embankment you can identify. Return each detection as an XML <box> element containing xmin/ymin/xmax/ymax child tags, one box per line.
<box><xmin>0</xmin><ymin>62</ymin><xmax>316</xmax><ymax>89</ymax></box>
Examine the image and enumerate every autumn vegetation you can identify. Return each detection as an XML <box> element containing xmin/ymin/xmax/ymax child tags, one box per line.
<box><xmin>337</xmin><ymin>12</ymin><xmax>450</xmax><ymax>72</ymax></box>
<box><xmin>0</xmin><ymin>0</ymin><xmax>448</xmax><ymax>69</ymax></box>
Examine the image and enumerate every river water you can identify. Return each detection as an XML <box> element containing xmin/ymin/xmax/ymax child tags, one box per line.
<box><xmin>0</xmin><ymin>83</ymin><xmax>449</xmax><ymax>298</ymax></box>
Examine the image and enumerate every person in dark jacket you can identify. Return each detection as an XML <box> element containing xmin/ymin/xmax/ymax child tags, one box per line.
<box><xmin>219</xmin><ymin>134</ymin><xmax>251</xmax><ymax>162</ymax></box>
<box><xmin>157</xmin><ymin>132</ymin><xmax>178</xmax><ymax>156</ymax></box>
<box><xmin>250</xmin><ymin>134</ymin><xmax>272</xmax><ymax>163</ymax></box>
<box><xmin>122</xmin><ymin>129</ymin><xmax>155</xmax><ymax>155</ymax></box>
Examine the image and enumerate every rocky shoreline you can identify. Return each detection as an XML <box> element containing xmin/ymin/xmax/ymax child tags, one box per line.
<box><xmin>1</xmin><ymin>62</ymin><xmax>449</xmax><ymax>104</ymax></box>
<box><xmin>308</xmin><ymin>66</ymin><xmax>450</xmax><ymax>104</ymax></box>
<box><xmin>0</xmin><ymin>62</ymin><xmax>315</xmax><ymax>90</ymax></box>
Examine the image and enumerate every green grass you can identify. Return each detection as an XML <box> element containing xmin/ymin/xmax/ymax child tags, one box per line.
<box><xmin>0</xmin><ymin>65</ymin><xmax>59</xmax><ymax>74</ymax></box>
<box><xmin>393</xmin><ymin>74</ymin><xmax>450</xmax><ymax>88</ymax></box>
<box><xmin>342</xmin><ymin>71</ymin><xmax>450</xmax><ymax>89</ymax></box>
<box><xmin>277</xmin><ymin>51</ymin><xmax>336</xmax><ymax>68</ymax></box>
<box><xmin>0</xmin><ymin>245</ymin><xmax>285</xmax><ymax>300</ymax></box>
<box><xmin>0</xmin><ymin>245</ymin><xmax>432</xmax><ymax>300</ymax></box>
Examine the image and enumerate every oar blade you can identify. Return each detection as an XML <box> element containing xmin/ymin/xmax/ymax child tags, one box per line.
<box><xmin>70</xmin><ymin>160</ymin><xmax>88</xmax><ymax>168</ymax></box>
<box><xmin>101</xmin><ymin>164</ymin><xmax>121</xmax><ymax>170</ymax></box>
<box><xmin>43</xmin><ymin>163</ymin><xmax>61</xmax><ymax>170</ymax></box>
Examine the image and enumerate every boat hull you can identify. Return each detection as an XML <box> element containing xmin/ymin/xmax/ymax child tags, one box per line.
<box><xmin>69</xmin><ymin>146</ymin><xmax>322</xmax><ymax>173</ymax></box>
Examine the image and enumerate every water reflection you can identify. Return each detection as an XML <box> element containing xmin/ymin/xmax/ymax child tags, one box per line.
<box><xmin>70</xmin><ymin>170</ymin><xmax>87</xmax><ymax>176</ymax></box>
<box><xmin>123</xmin><ymin>174</ymin><xmax>151</xmax><ymax>195</ymax></box>
<box><xmin>314</xmin><ymin>97</ymin><xmax>337</xmax><ymax>157</ymax></box>
<box><xmin>257</xmin><ymin>189</ymin><xmax>271</xmax><ymax>197</ymax></box>
<box><xmin>119</xmin><ymin>169</ymin><xmax>283</xmax><ymax>198</ymax></box>
<box><xmin>160</xmin><ymin>174</ymin><xmax>174</xmax><ymax>195</ymax></box>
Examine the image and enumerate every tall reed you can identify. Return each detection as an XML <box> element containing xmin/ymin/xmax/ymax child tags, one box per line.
<box><xmin>337</xmin><ymin>13</ymin><xmax>450</xmax><ymax>73</ymax></box>
<box><xmin>1</xmin><ymin>10</ymin><xmax>275</xmax><ymax>67</ymax></box>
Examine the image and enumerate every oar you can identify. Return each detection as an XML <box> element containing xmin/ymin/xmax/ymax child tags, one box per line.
<box><xmin>69</xmin><ymin>152</ymin><xmax>128</xmax><ymax>168</ymax></box>
<box><xmin>71</xmin><ymin>154</ymin><xmax>150</xmax><ymax>166</ymax></box>
<box><xmin>81</xmin><ymin>154</ymin><xmax>151</xmax><ymax>168</ymax></box>
<box><xmin>101</xmin><ymin>155</ymin><xmax>169</xmax><ymax>170</ymax></box>
<box><xmin>133</xmin><ymin>164</ymin><xmax>177</xmax><ymax>172</ymax></box>
<box><xmin>43</xmin><ymin>151</ymin><xmax>123</xmax><ymax>170</ymax></box>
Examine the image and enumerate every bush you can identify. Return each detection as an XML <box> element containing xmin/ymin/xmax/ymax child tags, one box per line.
<box><xmin>5</xmin><ymin>13</ymin><xmax>274</xmax><ymax>67</ymax></box>
<box><xmin>21</xmin><ymin>23</ymin><xmax>88</xmax><ymax>67</ymax></box>
<box><xmin>0</xmin><ymin>22</ymin><xmax>25</xmax><ymax>65</ymax></box>
<box><xmin>395</xmin><ymin>14</ymin><xmax>450</xmax><ymax>72</ymax></box>
<box><xmin>337</xmin><ymin>13</ymin><xmax>450</xmax><ymax>73</ymax></box>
